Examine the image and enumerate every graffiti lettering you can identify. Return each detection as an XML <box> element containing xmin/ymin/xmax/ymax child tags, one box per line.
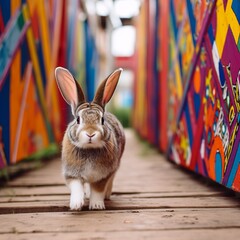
<box><xmin>214</xmin><ymin>107</ymin><xmax>229</xmax><ymax>156</ymax></box>
<box><xmin>226</xmin><ymin>123</ymin><xmax>238</xmax><ymax>164</ymax></box>
<box><xmin>229</xmin><ymin>106</ymin><xmax>235</xmax><ymax>124</ymax></box>
<box><xmin>225</xmin><ymin>65</ymin><xmax>240</xmax><ymax>112</ymax></box>
<box><xmin>233</xmin><ymin>71</ymin><xmax>240</xmax><ymax>111</ymax></box>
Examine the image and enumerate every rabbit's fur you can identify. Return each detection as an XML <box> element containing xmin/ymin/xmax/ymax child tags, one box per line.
<box><xmin>55</xmin><ymin>67</ymin><xmax>125</xmax><ymax>210</ymax></box>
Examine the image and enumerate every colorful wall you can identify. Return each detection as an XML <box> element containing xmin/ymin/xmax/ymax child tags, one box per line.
<box><xmin>0</xmin><ymin>0</ymin><xmax>98</xmax><ymax>170</ymax></box>
<box><xmin>1</xmin><ymin>0</ymin><xmax>239</xmax><ymax>192</ymax></box>
<box><xmin>133</xmin><ymin>0</ymin><xmax>240</xmax><ymax>192</ymax></box>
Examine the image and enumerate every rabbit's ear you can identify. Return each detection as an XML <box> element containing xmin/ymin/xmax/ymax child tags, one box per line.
<box><xmin>55</xmin><ymin>67</ymin><xmax>85</xmax><ymax>114</ymax></box>
<box><xmin>93</xmin><ymin>68</ymin><xmax>123</xmax><ymax>108</ymax></box>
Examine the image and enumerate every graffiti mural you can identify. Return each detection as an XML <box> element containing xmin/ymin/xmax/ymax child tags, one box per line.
<box><xmin>0</xmin><ymin>1</ymin><xmax>98</xmax><ymax>170</ymax></box>
<box><xmin>0</xmin><ymin>1</ymin><xmax>63</xmax><ymax>169</ymax></box>
<box><xmin>170</xmin><ymin>0</ymin><xmax>240</xmax><ymax>191</ymax></box>
<box><xmin>167</xmin><ymin>0</ymin><xmax>215</xmax><ymax>141</ymax></box>
<box><xmin>133</xmin><ymin>0</ymin><xmax>240</xmax><ymax>191</ymax></box>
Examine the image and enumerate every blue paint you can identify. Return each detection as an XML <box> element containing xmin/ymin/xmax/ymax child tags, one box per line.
<box><xmin>227</xmin><ymin>145</ymin><xmax>240</xmax><ymax>188</ymax></box>
<box><xmin>84</xmin><ymin>20</ymin><xmax>98</xmax><ymax>102</ymax></box>
<box><xmin>232</xmin><ymin>0</ymin><xmax>240</xmax><ymax>24</ymax></box>
<box><xmin>36</xmin><ymin>41</ymin><xmax>47</xmax><ymax>87</ymax></box>
<box><xmin>215</xmin><ymin>151</ymin><xmax>223</xmax><ymax>183</ymax></box>
<box><xmin>0</xmin><ymin>11</ymin><xmax>26</xmax><ymax>85</ymax></box>
<box><xmin>186</xmin><ymin>0</ymin><xmax>196</xmax><ymax>45</ymax></box>
<box><xmin>67</xmin><ymin>0</ymin><xmax>77</xmax><ymax>69</ymax></box>
<box><xmin>0</xmin><ymin>74</ymin><xmax>10</xmax><ymax>164</ymax></box>
<box><xmin>203</xmin><ymin>158</ymin><xmax>209</xmax><ymax>177</ymax></box>
<box><xmin>170</xmin><ymin>0</ymin><xmax>178</xmax><ymax>42</ymax></box>
<box><xmin>20</xmin><ymin>39</ymin><xmax>29</xmax><ymax>78</ymax></box>
<box><xmin>178</xmin><ymin>53</ymin><xmax>183</xmax><ymax>82</ymax></box>
<box><xmin>185</xmin><ymin>104</ymin><xmax>193</xmax><ymax>147</ymax></box>
<box><xmin>0</xmin><ymin>1</ymin><xmax>10</xmax><ymax>26</ymax></box>
<box><xmin>218</xmin><ymin>62</ymin><xmax>225</xmax><ymax>86</ymax></box>
<box><xmin>207</xmin><ymin>128</ymin><xmax>212</xmax><ymax>145</ymax></box>
<box><xmin>207</xmin><ymin>24</ymin><xmax>214</xmax><ymax>45</ymax></box>
<box><xmin>193</xmin><ymin>92</ymin><xmax>201</xmax><ymax>119</ymax></box>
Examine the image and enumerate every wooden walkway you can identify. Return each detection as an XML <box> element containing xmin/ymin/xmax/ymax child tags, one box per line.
<box><xmin>0</xmin><ymin>130</ymin><xmax>240</xmax><ymax>239</ymax></box>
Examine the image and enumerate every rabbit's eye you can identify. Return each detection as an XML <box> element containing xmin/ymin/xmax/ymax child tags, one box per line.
<box><xmin>76</xmin><ymin>116</ymin><xmax>80</xmax><ymax>124</ymax></box>
<box><xmin>102</xmin><ymin>117</ymin><xmax>104</xmax><ymax>125</ymax></box>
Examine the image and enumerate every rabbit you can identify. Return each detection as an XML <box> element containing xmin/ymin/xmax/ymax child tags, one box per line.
<box><xmin>55</xmin><ymin>67</ymin><xmax>125</xmax><ymax>210</ymax></box>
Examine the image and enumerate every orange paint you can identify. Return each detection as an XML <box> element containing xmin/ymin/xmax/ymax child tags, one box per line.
<box><xmin>10</xmin><ymin>51</ymin><xmax>24</xmax><ymax>163</ymax></box>
<box><xmin>208</xmin><ymin>136</ymin><xmax>225</xmax><ymax>181</ymax></box>
<box><xmin>233</xmin><ymin>165</ymin><xmax>240</xmax><ymax>192</ymax></box>
<box><xmin>193</xmin><ymin>67</ymin><xmax>201</xmax><ymax>94</ymax></box>
<box><xmin>11</xmin><ymin>0</ymin><xmax>21</xmax><ymax>14</ymax></box>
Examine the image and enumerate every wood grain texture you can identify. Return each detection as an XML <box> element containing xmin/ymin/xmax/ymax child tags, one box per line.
<box><xmin>0</xmin><ymin>130</ymin><xmax>239</xmax><ymax>239</ymax></box>
<box><xmin>1</xmin><ymin>229</ymin><xmax>240</xmax><ymax>240</ymax></box>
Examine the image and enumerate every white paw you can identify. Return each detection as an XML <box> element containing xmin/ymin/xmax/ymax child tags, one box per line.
<box><xmin>84</xmin><ymin>183</ymin><xmax>91</xmax><ymax>199</ymax></box>
<box><xmin>70</xmin><ymin>194</ymin><xmax>84</xmax><ymax>210</ymax></box>
<box><xmin>89</xmin><ymin>200</ymin><xmax>105</xmax><ymax>210</ymax></box>
<box><xmin>68</xmin><ymin>179</ymin><xmax>84</xmax><ymax>210</ymax></box>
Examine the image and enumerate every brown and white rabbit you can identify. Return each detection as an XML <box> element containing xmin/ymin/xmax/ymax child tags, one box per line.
<box><xmin>55</xmin><ymin>67</ymin><xmax>125</xmax><ymax>210</ymax></box>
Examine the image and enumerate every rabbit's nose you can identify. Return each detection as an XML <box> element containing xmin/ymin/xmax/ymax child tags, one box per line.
<box><xmin>86</xmin><ymin>133</ymin><xmax>96</xmax><ymax>138</ymax></box>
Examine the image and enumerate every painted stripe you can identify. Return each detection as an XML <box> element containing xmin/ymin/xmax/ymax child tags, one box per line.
<box><xmin>12</xmin><ymin>62</ymin><xmax>32</xmax><ymax>163</ymax></box>
<box><xmin>0</xmin><ymin>9</ymin><xmax>30</xmax><ymax>89</ymax></box>
<box><xmin>22</xmin><ymin>4</ymin><xmax>54</xmax><ymax>142</ymax></box>
<box><xmin>186</xmin><ymin>0</ymin><xmax>196</xmax><ymax>45</ymax></box>
<box><xmin>227</xmin><ymin>144</ymin><xmax>240</xmax><ymax>187</ymax></box>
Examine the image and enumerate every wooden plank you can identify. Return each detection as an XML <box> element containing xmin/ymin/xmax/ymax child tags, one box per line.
<box><xmin>4</xmin><ymin>178</ymin><xmax>222</xmax><ymax>193</ymax></box>
<box><xmin>0</xmin><ymin>129</ymin><xmax>239</xmax><ymax>240</ymax></box>
<box><xmin>4</xmin><ymin>158</ymin><xmax>203</xmax><ymax>187</ymax></box>
<box><xmin>5</xmin><ymin>168</ymin><xmax>198</xmax><ymax>186</ymax></box>
<box><xmin>0</xmin><ymin>184</ymin><xmax>223</xmax><ymax>198</ymax></box>
<box><xmin>0</xmin><ymin>195</ymin><xmax>239</xmax><ymax>214</ymax></box>
<box><xmin>4</xmin><ymin>174</ymin><xmax>200</xmax><ymax>187</ymax></box>
<box><xmin>0</xmin><ymin>209</ymin><xmax>240</xmax><ymax>234</ymax></box>
<box><xmin>1</xmin><ymin>229</ymin><xmax>240</xmax><ymax>240</ymax></box>
<box><xmin>0</xmin><ymin>186</ymin><xmax>68</xmax><ymax>197</ymax></box>
<box><xmin>0</xmin><ymin>191</ymin><xmax>228</xmax><ymax>202</ymax></box>
<box><xmin>5</xmin><ymin>179</ymin><xmax>221</xmax><ymax>198</ymax></box>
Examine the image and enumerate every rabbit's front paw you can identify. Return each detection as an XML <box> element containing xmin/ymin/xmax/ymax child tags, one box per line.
<box><xmin>89</xmin><ymin>200</ymin><xmax>105</xmax><ymax>210</ymax></box>
<box><xmin>70</xmin><ymin>194</ymin><xmax>84</xmax><ymax>210</ymax></box>
<box><xmin>68</xmin><ymin>179</ymin><xmax>85</xmax><ymax>210</ymax></box>
<box><xmin>89</xmin><ymin>190</ymin><xmax>105</xmax><ymax>210</ymax></box>
<box><xmin>84</xmin><ymin>183</ymin><xmax>91</xmax><ymax>199</ymax></box>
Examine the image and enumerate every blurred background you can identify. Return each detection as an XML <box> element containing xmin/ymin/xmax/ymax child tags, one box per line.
<box><xmin>0</xmin><ymin>0</ymin><xmax>239</xmax><ymax>192</ymax></box>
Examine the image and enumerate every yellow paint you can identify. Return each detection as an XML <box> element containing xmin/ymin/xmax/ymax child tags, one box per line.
<box><xmin>229</xmin><ymin>105</ymin><xmax>235</xmax><ymax>124</ymax></box>
<box><xmin>226</xmin><ymin>123</ymin><xmax>238</xmax><ymax>162</ymax></box>
<box><xmin>225</xmin><ymin>64</ymin><xmax>240</xmax><ymax>112</ymax></box>
<box><xmin>38</xmin><ymin>1</ymin><xmax>51</xmax><ymax>80</ymax></box>
<box><xmin>203</xmin><ymin>69</ymin><xmax>213</xmax><ymax>122</ymax></box>
<box><xmin>27</xmin><ymin>0</ymin><xmax>51</xmax><ymax>82</ymax></box>
<box><xmin>175</xmin><ymin>63</ymin><xmax>183</xmax><ymax>98</ymax></box>
<box><xmin>215</xmin><ymin>0</ymin><xmax>240</xmax><ymax>57</ymax></box>
<box><xmin>134</xmin><ymin>1</ymin><xmax>148</xmax><ymax>136</ymax></box>
<box><xmin>26</xmin><ymin>0</ymin><xmax>38</xmax><ymax>13</ymax></box>
<box><xmin>22</xmin><ymin>4</ymin><xmax>47</xmax><ymax>117</ymax></box>
<box><xmin>181</xmin><ymin>19</ymin><xmax>194</xmax><ymax>79</ymax></box>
